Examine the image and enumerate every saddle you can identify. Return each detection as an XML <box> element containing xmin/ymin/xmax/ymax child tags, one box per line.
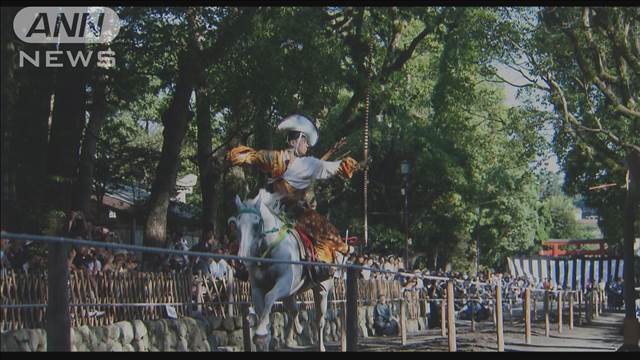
<box><xmin>289</xmin><ymin>226</ymin><xmax>332</xmax><ymax>286</ymax></box>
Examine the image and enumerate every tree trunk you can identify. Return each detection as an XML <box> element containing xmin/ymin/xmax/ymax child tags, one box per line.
<box><xmin>6</xmin><ymin>40</ymin><xmax>55</xmax><ymax>233</ymax></box>
<box><xmin>1</xmin><ymin>7</ymin><xmax>17</xmax><ymax>230</ymax></box>
<box><xmin>623</xmin><ymin>149</ymin><xmax>640</xmax><ymax>348</ymax></box>
<box><xmin>253</xmin><ymin>100</ymin><xmax>272</xmax><ymax>189</ymax></box>
<box><xmin>143</xmin><ymin>53</ymin><xmax>197</xmax><ymax>254</ymax></box>
<box><xmin>196</xmin><ymin>86</ymin><xmax>217</xmax><ymax>238</ymax></box>
<box><xmin>46</xmin><ymin>44</ymin><xmax>88</xmax><ymax>213</ymax></box>
<box><xmin>143</xmin><ymin>9</ymin><xmax>257</xmax><ymax>264</ymax></box>
<box><xmin>74</xmin><ymin>69</ymin><xmax>109</xmax><ymax>216</ymax></box>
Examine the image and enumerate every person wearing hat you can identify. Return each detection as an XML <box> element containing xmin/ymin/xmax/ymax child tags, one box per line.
<box><xmin>227</xmin><ymin>114</ymin><xmax>360</xmax><ymax>280</ymax></box>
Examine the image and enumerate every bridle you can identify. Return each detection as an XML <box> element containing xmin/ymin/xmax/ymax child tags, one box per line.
<box><xmin>237</xmin><ymin>206</ymin><xmax>292</xmax><ymax>259</ymax></box>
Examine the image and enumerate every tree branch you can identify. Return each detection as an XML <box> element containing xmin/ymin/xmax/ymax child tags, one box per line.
<box><xmin>333</xmin><ymin>10</ymin><xmax>446</xmax><ymax>138</ymax></box>
<box><xmin>546</xmin><ymin>74</ymin><xmax>640</xmax><ymax>153</ymax></box>
<box><xmin>491</xmin><ymin>71</ymin><xmax>548</xmax><ymax>91</ymax></box>
<box><xmin>379</xmin><ymin>10</ymin><xmax>445</xmax><ymax>82</ymax></box>
<box><xmin>582</xmin><ymin>8</ymin><xmax>619</xmax><ymax>83</ymax></box>
<box><xmin>565</xmin><ymin>28</ymin><xmax>640</xmax><ymax>121</ymax></box>
<box><xmin>201</xmin><ymin>8</ymin><xmax>258</xmax><ymax>68</ymax></box>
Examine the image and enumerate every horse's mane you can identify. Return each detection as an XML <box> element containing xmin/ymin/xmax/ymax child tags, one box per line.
<box><xmin>254</xmin><ymin>189</ymin><xmax>285</xmax><ymax>216</ymax></box>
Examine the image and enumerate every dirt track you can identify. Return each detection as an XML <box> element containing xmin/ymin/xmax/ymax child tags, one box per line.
<box><xmin>292</xmin><ymin>311</ymin><xmax>629</xmax><ymax>352</ymax></box>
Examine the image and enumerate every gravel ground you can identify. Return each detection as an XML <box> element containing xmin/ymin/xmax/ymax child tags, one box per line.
<box><xmin>284</xmin><ymin>311</ymin><xmax>628</xmax><ymax>352</ymax></box>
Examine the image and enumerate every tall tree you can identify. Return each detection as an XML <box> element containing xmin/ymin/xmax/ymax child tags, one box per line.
<box><xmin>3</xmin><ymin>10</ymin><xmax>55</xmax><ymax>233</ymax></box>
<box><xmin>46</xmin><ymin>44</ymin><xmax>88</xmax><ymax>213</ymax></box>
<box><xmin>144</xmin><ymin>8</ymin><xmax>257</xmax><ymax>257</ymax></box>
<box><xmin>195</xmin><ymin>86</ymin><xmax>217</xmax><ymax>237</ymax></box>
<box><xmin>74</xmin><ymin>63</ymin><xmax>109</xmax><ymax>215</ymax></box>
<box><xmin>498</xmin><ymin>7</ymin><xmax>639</xmax><ymax>347</ymax></box>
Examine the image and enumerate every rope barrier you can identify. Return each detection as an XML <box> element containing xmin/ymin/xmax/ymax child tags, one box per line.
<box><xmin>1</xmin><ymin>232</ymin><xmax>587</xmax><ymax>297</ymax></box>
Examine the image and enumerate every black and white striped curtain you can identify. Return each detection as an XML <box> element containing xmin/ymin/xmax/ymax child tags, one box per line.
<box><xmin>507</xmin><ymin>256</ymin><xmax>624</xmax><ymax>289</ymax></box>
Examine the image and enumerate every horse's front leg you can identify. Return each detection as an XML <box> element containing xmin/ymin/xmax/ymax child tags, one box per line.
<box><xmin>283</xmin><ymin>295</ymin><xmax>303</xmax><ymax>348</ymax></box>
<box><xmin>250</xmin><ymin>286</ymin><xmax>270</xmax><ymax>352</ymax></box>
<box><xmin>249</xmin><ymin>285</ymin><xmax>265</xmax><ymax>329</ymax></box>
<box><xmin>255</xmin><ymin>276</ymin><xmax>294</xmax><ymax>340</ymax></box>
<box><xmin>314</xmin><ymin>279</ymin><xmax>334</xmax><ymax>352</ymax></box>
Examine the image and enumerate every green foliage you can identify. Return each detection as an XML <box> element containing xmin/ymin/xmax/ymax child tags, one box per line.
<box><xmin>497</xmin><ymin>7</ymin><xmax>639</xmax><ymax>249</ymax></box>
<box><xmin>541</xmin><ymin>195</ymin><xmax>580</xmax><ymax>239</ymax></box>
<box><xmin>11</xmin><ymin>6</ymin><xmax>628</xmax><ymax>273</ymax></box>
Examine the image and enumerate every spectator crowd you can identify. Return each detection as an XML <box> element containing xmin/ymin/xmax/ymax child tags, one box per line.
<box><xmin>1</xmin><ymin>217</ymin><xmax>633</xmax><ymax>325</ymax></box>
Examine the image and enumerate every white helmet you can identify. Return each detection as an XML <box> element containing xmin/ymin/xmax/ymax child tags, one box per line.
<box><xmin>277</xmin><ymin>114</ymin><xmax>319</xmax><ymax>147</ymax></box>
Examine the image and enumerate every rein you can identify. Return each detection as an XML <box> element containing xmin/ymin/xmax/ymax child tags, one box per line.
<box><xmin>238</xmin><ymin>206</ymin><xmax>293</xmax><ymax>260</ymax></box>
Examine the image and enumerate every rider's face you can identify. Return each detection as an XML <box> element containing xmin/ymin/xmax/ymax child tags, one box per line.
<box><xmin>290</xmin><ymin>135</ymin><xmax>308</xmax><ymax>156</ymax></box>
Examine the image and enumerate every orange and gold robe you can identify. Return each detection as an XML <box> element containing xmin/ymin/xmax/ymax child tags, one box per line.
<box><xmin>227</xmin><ymin>145</ymin><xmax>358</xmax><ymax>264</ymax></box>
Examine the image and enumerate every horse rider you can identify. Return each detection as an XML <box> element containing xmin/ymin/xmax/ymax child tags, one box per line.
<box><xmin>227</xmin><ymin>114</ymin><xmax>360</xmax><ymax>281</ymax></box>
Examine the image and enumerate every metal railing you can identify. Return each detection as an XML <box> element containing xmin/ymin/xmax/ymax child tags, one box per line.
<box><xmin>0</xmin><ymin>232</ymin><xmax>608</xmax><ymax>352</ymax></box>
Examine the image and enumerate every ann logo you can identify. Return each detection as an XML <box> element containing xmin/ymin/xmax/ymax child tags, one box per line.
<box><xmin>14</xmin><ymin>7</ymin><xmax>120</xmax><ymax>44</ymax></box>
<box><xmin>14</xmin><ymin>7</ymin><xmax>120</xmax><ymax>68</ymax></box>
<box><xmin>26</xmin><ymin>12</ymin><xmax>105</xmax><ymax>39</ymax></box>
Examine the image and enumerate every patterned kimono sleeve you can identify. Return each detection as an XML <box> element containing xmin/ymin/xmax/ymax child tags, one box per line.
<box><xmin>227</xmin><ymin>146</ymin><xmax>286</xmax><ymax>176</ymax></box>
<box><xmin>309</xmin><ymin>156</ymin><xmax>359</xmax><ymax>181</ymax></box>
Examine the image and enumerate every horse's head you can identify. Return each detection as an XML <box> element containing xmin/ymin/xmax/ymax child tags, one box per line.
<box><xmin>232</xmin><ymin>189</ymin><xmax>284</xmax><ymax>260</ymax></box>
<box><xmin>233</xmin><ymin>193</ymin><xmax>263</xmax><ymax>260</ymax></box>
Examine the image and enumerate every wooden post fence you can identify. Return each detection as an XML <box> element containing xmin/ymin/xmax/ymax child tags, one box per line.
<box><xmin>578</xmin><ymin>291</ymin><xmax>583</xmax><ymax>325</ymax></box>
<box><xmin>341</xmin><ymin>300</ymin><xmax>347</xmax><ymax>352</ymax></box>
<box><xmin>241</xmin><ymin>303</ymin><xmax>252</xmax><ymax>352</ymax></box>
<box><xmin>544</xmin><ymin>290</ymin><xmax>550</xmax><ymax>337</ymax></box>
<box><xmin>569</xmin><ymin>292</ymin><xmax>574</xmax><ymax>330</ymax></box>
<box><xmin>441</xmin><ymin>299</ymin><xmax>446</xmax><ymax>337</ymax></box>
<box><xmin>470</xmin><ymin>295</ymin><xmax>476</xmax><ymax>332</ymax></box>
<box><xmin>447</xmin><ymin>281</ymin><xmax>456</xmax><ymax>352</ymax></box>
<box><xmin>509</xmin><ymin>297</ymin><xmax>513</xmax><ymax>324</ymax></box>
<box><xmin>47</xmin><ymin>243</ymin><xmax>71</xmax><ymax>352</ymax></box>
<box><xmin>492</xmin><ymin>299</ymin><xmax>497</xmax><ymax>326</ymax></box>
<box><xmin>558</xmin><ymin>291</ymin><xmax>563</xmax><ymax>334</ymax></box>
<box><xmin>586</xmin><ymin>290</ymin><xmax>592</xmax><ymax>323</ymax></box>
<box><xmin>496</xmin><ymin>284</ymin><xmax>504</xmax><ymax>352</ymax></box>
<box><xmin>524</xmin><ymin>288</ymin><xmax>531</xmax><ymax>345</ymax></box>
<box><xmin>400</xmin><ymin>297</ymin><xmax>407</xmax><ymax>346</ymax></box>
<box><xmin>346</xmin><ymin>267</ymin><xmax>359</xmax><ymax>352</ymax></box>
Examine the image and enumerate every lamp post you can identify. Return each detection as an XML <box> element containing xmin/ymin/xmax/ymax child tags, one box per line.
<box><xmin>401</xmin><ymin>160</ymin><xmax>410</xmax><ymax>270</ymax></box>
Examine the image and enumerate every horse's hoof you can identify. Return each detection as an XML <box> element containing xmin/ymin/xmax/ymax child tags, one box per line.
<box><xmin>253</xmin><ymin>333</ymin><xmax>271</xmax><ymax>352</ymax></box>
<box><xmin>319</xmin><ymin>344</ymin><xmax>326</xmax><ymax>352</ymax></box>
<box><xmin>285</xmin><ymin>338</ymin><xmax>300</xmax><ymax>349</ymax></box>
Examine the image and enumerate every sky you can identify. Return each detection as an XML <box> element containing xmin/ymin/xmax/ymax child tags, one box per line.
<box><xmin>496</xmin><ymin>62</ymin><xmax>561</xmax><ymax>175</ymax></box>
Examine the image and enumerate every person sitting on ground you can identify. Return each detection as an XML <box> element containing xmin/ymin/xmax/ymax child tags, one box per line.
<box><xmin>374</xmin><ymin>293</ymin><xmax>399</xmax><ymax>336</ymax></box>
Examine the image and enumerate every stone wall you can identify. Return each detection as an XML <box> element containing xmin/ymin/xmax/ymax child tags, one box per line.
<box><xmin>1</xmin><ymin>304</ymin><xmax>430</xmax><ymax>351</ymax></box>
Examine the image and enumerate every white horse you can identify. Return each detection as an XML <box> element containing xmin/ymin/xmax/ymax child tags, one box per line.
<box><xmin>231</xmin><ymin>189</ymin><xmax>338</xmax><ymax>352</ymax></box>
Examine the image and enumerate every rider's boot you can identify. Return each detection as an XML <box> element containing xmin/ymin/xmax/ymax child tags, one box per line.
<box><xmin>313</xmin><ymin>263</ymin><xmax>333</xmax><ymax>282</ymax></box>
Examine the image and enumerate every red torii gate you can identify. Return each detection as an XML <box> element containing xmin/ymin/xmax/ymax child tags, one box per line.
<box><xmin>539</xmin><ymin>238</ymin><xmax>607</xmax><ymax>257</ymax></box>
